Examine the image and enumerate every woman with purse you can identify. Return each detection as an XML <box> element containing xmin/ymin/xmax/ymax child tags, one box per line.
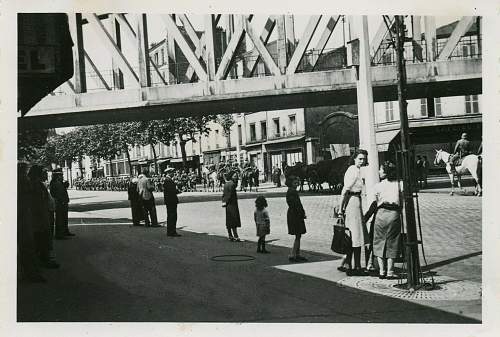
<box><xmin>363</xmin><ymin>161</ymin><xmax>402</xmax><ymax>279</ymax></box>
<box><xmin>339</xmin><ymin>149</ymin><xmax>369</xmax><ymax>276</ymax></box>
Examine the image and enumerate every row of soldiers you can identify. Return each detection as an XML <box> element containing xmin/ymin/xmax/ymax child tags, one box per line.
<box><xmin>73</xmin><ymin>170</ymin><xmax>200</xmax><ymax>192</ymax></box>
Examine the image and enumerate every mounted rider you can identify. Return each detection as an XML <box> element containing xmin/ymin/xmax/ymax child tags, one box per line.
<box><xmin>449</xmin><ymin>133</ymin><xmax>472</xmax><ymax>173</ymax></box>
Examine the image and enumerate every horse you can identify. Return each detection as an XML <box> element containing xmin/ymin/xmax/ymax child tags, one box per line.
<box><xmin>433</xmin><ymin>149</ymin><xmax>482</xmax><ymax>196</ymax></box>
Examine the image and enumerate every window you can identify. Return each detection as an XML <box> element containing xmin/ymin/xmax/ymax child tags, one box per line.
<box><xmin>434</xmin><ymin>97</ymin><xmax>442</xmax><ymax>116</ymax></box>
<box><xmin>161</xmin><ymin>49</ymin><xmax>165</xmax><ymax>65</ymax></box>
<box><xmin>238</xmin><ymin>125</ymin><xmax>242</xmax><ymax>145</ymax></box>
<box><xmin>420</xmin><ymin>98</ymin><xmax>427</xmax><ymax>117</ymax></box>
<box><xmin>154</xmin><ymin>52</ymin><xmax>159</xmax><ymax>65</ymax></box>
<box><xmin>286</xmin><ymin>151</ymin><xmax>303</xmax><ymax>166</ymax></box>
<box><xmin>227</xmin><ymin>131</ymin><xmax>231</xmax><ymax>147</ymax></box>
<box><xmin>249</xmin><ymin>123</ymin><xmax>256</xmax><ymax>141</ymax></box>
<box><xmin>465</xmin><ymin>95</ymin><xmax>479</xmax><ymax>114</ymax></box>
<box><xmin>257</xmin><ymin>62</ymin><xmax>266</xmax><ymax>77</ymax></box>
<box><xmin>385</xmin><ymin>101</ymin><xmax>394</xmax><ymax>121</ymax></box>
<box><xmin>289</xmin><ymin>115</ymin><xmax>297</xmax><ymax>135</ymax></box>
<box><xmin>273</xmin><ymin>118</ymin><xmax>280</xmax><ymax>137</ymax></box>
<box><xmin>215</xmin><ymin>130</ymin><xmax>220</xmax><ymax>149</ymax></box>
<box><xmin>260</xmin><ymin>121</ymin><xmax>267</xmax><ymax>140</ymax></box>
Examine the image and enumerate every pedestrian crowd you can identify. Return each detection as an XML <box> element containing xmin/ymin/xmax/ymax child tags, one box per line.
<box><xmin>18</xmin><ymin>163</ymin><xmax>75</xmax><ymax>283</ymax></box>
<box><xmin>125</xmin><ymin>149</ymin><xmax>406</xmax><ymax>281</ymax></box>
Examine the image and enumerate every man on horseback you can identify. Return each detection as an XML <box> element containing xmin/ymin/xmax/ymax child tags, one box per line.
<box><xmin>449</xmin><ymin>133</ymin><xmax>472</xmax><ymax>173</ymax></box>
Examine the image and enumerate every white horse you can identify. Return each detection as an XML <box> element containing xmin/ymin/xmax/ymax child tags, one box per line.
<box><xmin>433</xmin><ymin>149</ymin><xmax>482</xmax><ymax>196</ymax></box>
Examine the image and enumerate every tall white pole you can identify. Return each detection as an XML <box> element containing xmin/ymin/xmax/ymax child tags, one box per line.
<box><xmin>355</xmin><ymin>15</ymin><xmax>380</xmax><ymax>192</ymax></box>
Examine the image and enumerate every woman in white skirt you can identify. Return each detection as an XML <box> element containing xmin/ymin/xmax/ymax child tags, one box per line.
<box><xmin>339</xmin><ymin>149</ymin><xmax>369</xmax><ymax>276</ymax></box>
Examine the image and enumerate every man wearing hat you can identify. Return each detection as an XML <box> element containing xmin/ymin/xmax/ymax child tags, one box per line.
<box><xmin>163</xmin><ymin>167</ymin><xmax>182</xmax><ymax>237</ymax></box>
<box><xmin>450</xmin><ymin>132</ymin><xmax>472</xmax><ymax>173</ymax></box>
<box><xmin>50</xmin><ymin>168</ymin><xmax>74</xmax><ymax>239</ymax></box>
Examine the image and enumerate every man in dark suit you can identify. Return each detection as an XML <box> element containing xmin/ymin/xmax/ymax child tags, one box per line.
<box><xmin>50</xmin><ymin>168</ymin><xmax>74</xmax><ymax>239</ymax></box>
<box><xmin>163</xmin><ymin>168</ymin><xmax>181</xmax><ymax>237</ymax></box>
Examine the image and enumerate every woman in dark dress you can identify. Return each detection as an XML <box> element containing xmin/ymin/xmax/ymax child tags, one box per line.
<box><xmin>286</xmin><ymin>175</ymin><xmax>307</xmax><ymax>262</ymax></box>
<box><xmin>222</xmin><ymin>171</ymin><xmax>242</xmax><ymax>241</ymax></box>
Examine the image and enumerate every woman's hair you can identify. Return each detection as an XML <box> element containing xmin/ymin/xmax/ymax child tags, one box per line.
<box><xmin>285</xmin><ymin>174</ymin><xmax>298</xmax><ymax>187</ymax></box>
<box><xmin>351</xmin><ymin>148</ymin><xmax>369</xmax><ymax>166</ymax></box>
<box><xmin>381</xmin><ymin>161</ymin><xmax>397</xmax><ymax>181</ymax></box>
<box><xmin>255</xmin><ymin>195</ymin><xmax>268</xmax><ymax>209</ymax></box>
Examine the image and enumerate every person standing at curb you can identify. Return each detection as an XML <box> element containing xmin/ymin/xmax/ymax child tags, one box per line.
<box><xmin>286</xmin><ymin>175</ymin><xmax>307</xmax><ymax>262</ymax></box>
<box><xmin>127</xmin><ymin>177</ymin><xmax>143</xmax><ymax>226</ymax></box>
<box><xmin>50</xmin><ymin>168</ymin><xmax>74</xmax><ymax>239</ymax></box>
<box><xmin>363</xmin><ymin>161</ymin><xmax>402</xmax><ymax>280</ymax></box>
<box><xmin>137</xmin><ymin>170</ymin><xmax>159</xmax><ymax>227</ymax></box>
<box><xmin>163</xmin><ymin>167</ymin><xmax>182</xmax><ymax>237</ymax></box>
<box><xmin>339</xmin><ymin>149</ymin><xmax>369</xmax><ymax>276</ymax></box>
<box><xmin>222</xmin><ymin>170</ymin><xmax>241</xmax><ymax>242</ymax></box>
<box><xmin>254</xmin><ymin>196</ymin><xmax>270</xmax><ymax>253</ymax></box>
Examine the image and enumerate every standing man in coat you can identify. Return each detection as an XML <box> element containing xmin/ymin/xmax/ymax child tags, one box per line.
<box><xmin>163</xmin><ymin>168</ymin><xmax>182</xmax><ymax>237</ymax></box>
<box><xmin>137</xmin><ymin>170</ymin><xmax>159</xmax><ymax>227</ymax></box>
<box><xmin>128</xmin><ymin>177</ymin><xmax>143</xmax><ymax>226</ymax></box>
<box><xmin>222</xmin><ymin>170</ymin><xmax>242</xmax><ymax>242</ymax></box>
<box><xmin>50</xmin><ymin>168</ymin><xmax>74</xmax><ymax>239</ymax></box>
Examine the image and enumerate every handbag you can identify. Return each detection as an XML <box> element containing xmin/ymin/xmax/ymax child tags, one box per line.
<box><xmin>331</xmin><ymin>215</ymin><xmax>352</xmax><ymax>255</ymax></box>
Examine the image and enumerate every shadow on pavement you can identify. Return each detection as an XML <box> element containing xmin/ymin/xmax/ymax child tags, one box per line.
<box><xmin>18</xmin><ymin>224</ymin><xmax>480</xmax><ymax>323</ymax></box>
<box><xmin>422</xmin><ymin>251</ymin><xmax>482</xmax><ymax>271</ymax></box>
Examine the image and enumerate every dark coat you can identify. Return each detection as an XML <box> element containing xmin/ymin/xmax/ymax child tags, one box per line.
<box><xmin>222</xmin><ymin>180</ymin><xmax>241</xmax><ymax>228</ymax></box>
<box><xmin>163</xmin><ymin>177</ymin><xmax>180</xmax><ymax>205</ymax></box>
<box><xmin>286</xmin><ymin>188</ymin><xmax>306</xmax><ymax>235</ymax></box>
<box><xmin>127</xmin><ymin>182</ymin><xmax>141</xmax><ymax>202</ymax></box>
<box><xmin>50</xmin><ymin>178</ymin><xmax>69</xmax><ymax>206</ymax></box>
<box><xmin>30</xmin><ymin>181</ymin><xmax>50</xmax><ymax>232</ymax></box>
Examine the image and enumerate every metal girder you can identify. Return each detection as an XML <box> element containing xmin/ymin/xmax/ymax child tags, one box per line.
<box><xmin>136</xmin><ymin>14</ymin><xmax>151</xmax><ymax>87</ymax></box>
<box><xmin>311</xmin><ymin>15</ymin><xmax>341</xmax><ymax>70</ymax></box>
<box><xmin>244</xmin><ymin>16</ymin><xmax>281</xmax><ymax>76</ymax></box>
<box><xmin>246</xmin><ymin>16</ymin><xmax>276</xmax><ymax>76</ymax></box>
<box><xmin>370</xmin><ymin>15</ymin><xmax>395</xmax><ymax>59</ymax></box>
<box><xmin>184</xmin><ymin>14</ymin><xmax>222</xmax><ymax>81</ymax></box>
<box><xmin>161</xmin><ymin>14</ymin><xmax>208</xmax><ymax>81</ymax></box>
<box><xmin>149</xmin><ymin>57</ymin><xmax>168</xmax><ymax>85</ymax></box>
<box><xmin>286</xmin><ymin>15</ymin><xmax>322</xmax><ymax>74</ymax></box>
<box><xmin>68</xmin><ymin>14</ymin><xmax>87</xmax><ymax>93</ymax></box>
<box><xmin>215</xmin><ymin>15</ymin><xmax>254</xmax><ymax>80</ymax></box>
<box><xmin>84</xmin><ymin>50</ymin><xmax>111</xmax><ymax>90</ymax></box>
<box><xmin>204</xmin><ymin>15</ymin><xmax>217</xmax><ymax>80</ymax></box>
<box><xmin>86</xmin><ymin>14</ymin><xmax>139</xmax><ymax>85</ymax></box>
<box><xmin>437</xmin><ymin>16</ymin><xmax>476</xmax><ymax>60</ymax></box>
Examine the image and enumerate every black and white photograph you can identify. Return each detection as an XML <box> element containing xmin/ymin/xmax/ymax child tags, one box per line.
<box><xmin>2</xmin><ymin>0</ymin><xmax>499</xmax><ymax>336</ymax></box>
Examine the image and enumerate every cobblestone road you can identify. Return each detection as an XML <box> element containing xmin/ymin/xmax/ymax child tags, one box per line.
<box><xmin>68</xmin><ymin>189</ymin><xmax>482</xmax><ymax>283</ymax></box>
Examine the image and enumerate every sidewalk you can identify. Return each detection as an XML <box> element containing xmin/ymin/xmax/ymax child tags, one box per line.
<box><xmin>17</xmin><ymin>222</ymin><xmax>480</xmax><ymax>323</ymax></box>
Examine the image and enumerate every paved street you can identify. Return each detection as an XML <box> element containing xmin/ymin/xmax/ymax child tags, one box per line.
<box><xmin>18</xmin><ymin>186</ymin><xmax>482</xmax><ymax>322</ymax></box>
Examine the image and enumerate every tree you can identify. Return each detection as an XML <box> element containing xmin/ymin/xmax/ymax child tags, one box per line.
<box><xmin>171</xmin><ymin>116</ymin><xmax>216</xmax><ymax>169</ymax></box>
<box><xmin>82</xmin><ymin>124</ymin><xmax>123</xmax><ymax>176</ymax></box>
<box><xmin>216</xmin><ymin>114</ymin><xmax>236</xmax><ymax>147</ymax></box>
<box><xmin>18</xmin><ymin>127</ymin><xmax>49</xmax><ymax>162</ymax></box>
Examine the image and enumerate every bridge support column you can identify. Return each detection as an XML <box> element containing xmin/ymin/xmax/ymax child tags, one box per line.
<box><xmin>108</xmin><ymin>14</ymin><xmax>124</xmax><ymax>89</ymax></box>
<box><xmin>424</xmin><ymin>17</ymin><xmax>437</xmax><ymax>62</ymax></box>
<box><xmin>68</xmin><ymin>13</ymin><xmax>87</xmax><ymax>93</ymax></box>
<box><xmin>353</xmin><ymin>16</ymin><xmax>380</xmax><ymax>193</ymax></box>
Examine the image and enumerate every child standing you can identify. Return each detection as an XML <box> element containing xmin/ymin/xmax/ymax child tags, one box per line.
<box><xmin>254</xmin><ymin>196</ymin><xmax>270</xmax><ymax>253</ymax></box>
<box><xmin>286</xmin><ymin>175</ymin><xmax>307</xmax><ymax>262</ymax></box>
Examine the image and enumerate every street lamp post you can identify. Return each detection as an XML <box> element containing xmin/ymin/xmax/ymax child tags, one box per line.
<box><xmin>394</xmin><ymin>15</ymin><xmax>421</xmax><ymax>289</ymax></box>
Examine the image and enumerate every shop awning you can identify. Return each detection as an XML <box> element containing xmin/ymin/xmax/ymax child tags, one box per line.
<box><xmin>170</xmin><ymin>155</ymin><xmax>198</xmax><ymax>163</ymax></box>
<box><xmin>157</xmin><ymin>159</ymin><xmax>170</xmax><ymax>164</ymax></box>
<box><xmin>376</xmin><ymin>129</ymin><xmax>400</xmax><ymax>152</ymax></box>
<box><xmin>264</xmin><ymin>135</ymin><xmax>305</xmax><ymax>146</ymax></box>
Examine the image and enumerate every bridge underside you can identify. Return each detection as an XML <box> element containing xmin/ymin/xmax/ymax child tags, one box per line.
<box><xmin>19</xmin><ymin>60</ymin><xmax>481</xmax><ymax>129</ymax></box>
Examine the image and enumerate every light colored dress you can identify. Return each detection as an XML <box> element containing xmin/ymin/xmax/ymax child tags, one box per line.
<box><xmin>372</xmin><ymin>180</ymin><xmax>402</xmax><ymax>258</ymax></box>
<box><xmin>342</xmin><ymin>165</ymin><xmax>368</xmax><ymax>248</ymax></box>
<box><xmin>254</xmin><ymin>208</ymin><xmax>270</xmax><ymax>237</ymax></box>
